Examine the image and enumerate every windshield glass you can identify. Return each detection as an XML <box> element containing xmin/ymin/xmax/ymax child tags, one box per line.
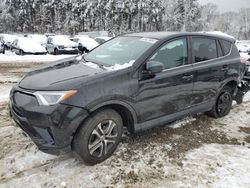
<box><xmin>84</xmin><ymin>36</ymin><xmax>158</xmax><ymax>66</ymax></box>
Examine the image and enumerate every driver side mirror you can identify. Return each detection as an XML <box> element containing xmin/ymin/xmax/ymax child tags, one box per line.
<box><xmin>146</xmin><ymin>60</ymin><xmax>164</xmax><ymax>74</ymax></box>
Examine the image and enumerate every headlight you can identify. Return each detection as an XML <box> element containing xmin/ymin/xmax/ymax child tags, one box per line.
<box><xmin>58</xmin><ymin>45</ymin><xmax>65</xmax><ymax>49</ymax></box>
<box><xmin>34</xmin><ymin>90</ymin><xmax>77</xmax><ymax>106</ymax></box>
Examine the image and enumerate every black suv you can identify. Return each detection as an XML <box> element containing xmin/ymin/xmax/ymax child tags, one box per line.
<box><xmin>9</xmin><ymin>32</ymin><xmax>246</xmax><ymax>165</ymax></box>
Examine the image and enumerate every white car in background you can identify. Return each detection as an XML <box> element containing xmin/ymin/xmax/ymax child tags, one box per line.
<box><xmin>72</xmin><ymin>35</ymin><xmax>99</xmax><ymax>54</ymax></box>
<box><xmin>0</xmin><ymin>34</ymin><xmax>17</xmax><ymax>50</ymax></box>
<box><xmin>0</xmin><ymin>38</ymin><xmax>5</xmax><ymax>54</ymax></box>
<box><xmin>11</xmin><ymin>37</ymin><xmax>47</xmax><ymax>55</ymax></box>
<box><xmin>241</xmin><ymin>52</ymin><xmax>250</xmax><ymax>80</ymax></box>
<box><xmin>27</xmin><ymin>34</ymin><xmax>47</xmax><ymax>47</ymax></box>
<box><xmin>46</xmin><ymin>35</ymin><xmax>79</xmax><ymax>55</ymax></box>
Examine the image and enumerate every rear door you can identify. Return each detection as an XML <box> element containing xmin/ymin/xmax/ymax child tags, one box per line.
<box><xmin>135</xmin><ymin>37</ymin><xmax>194</xmax><ymax>125</ymax></box>
<box><xmin>190</xmin><ymin>36</ymin><xmax>228</xmax><ymax>111</ymax></box>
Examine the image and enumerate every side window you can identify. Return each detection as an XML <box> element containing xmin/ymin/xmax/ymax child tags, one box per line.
<box><xmin>220</xmin><ymin>40</ymin><xmax>232</xmax><ymax>56</ymax></box>
<box><xmin>150</xmin><ymin>38</ymin><xmax>188</xmax><ymax>70</ymax></box>
<box><xmin>47</xmin><ymin>38</ymin><xmax>52</xmax><ymax>44</ymax></box>
<box><xmin>192</xmin><ymin>37</ymin><xmax>218</xmax><ymax>63</ymax></box>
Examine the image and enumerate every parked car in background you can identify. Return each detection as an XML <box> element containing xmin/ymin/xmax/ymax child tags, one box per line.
<box><xmin>11</xmin><ymin>37</ymin><xmax>47</xmax><ymax>55</ymax></box>
<box><xmin>95</xmin><ymin>36</ymin><xmax>112</xmax><ymax>44</ymax></box>
<box><xmin>72</xmin><ymin>35</ymin><xmax>99</xmax><ymax>54</ymax></box>
<box><xmin>27</xmin><ymin>34</ymin><xmax>47</xmax><ymax>47</ymax></box>
<box><xmin>0</xmin><ymin>34</ymin><xmax>17</xmax><ymax>50</ymax></box>
<box><xmin>46</xmin><ymin>35</ymin><xmax>79</xmax><ymax>55</ymax></box>
<box><xmin>236</xmin><ymin>43</ymin><xmax>250</xmax><ymax>52</ymax></box>
<box><xmin>241</xmin><ymin>53</ymin><xmax>250</xmax><ymax>80</ymax></box>
<box><xmin>9</xmin><ymin>32</ymin><xmax>247</xmax><ymax>165</ymax></box>
<box><xmin>0</xmin><ymin>39</ymin><xmax>5</xmax><ymax>54</ymax></box>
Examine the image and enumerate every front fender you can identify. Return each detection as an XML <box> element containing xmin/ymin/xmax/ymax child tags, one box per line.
<box><xmin>86</xmin><ymin>96</ymin><xmax>138</xmax><ymax>124</ymax></box>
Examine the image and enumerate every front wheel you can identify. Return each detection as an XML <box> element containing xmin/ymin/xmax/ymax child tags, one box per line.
<box><xmin>206</xmin><ymin>86</ymin><xmax>233</xmax><ymax>118</ymax></box>
<box><xmin>54</xmin><ymin>48</ymin><xmax>59</xmax><ymax>55</ymax></box>
<box><xmin>73</xmin><ymin>109</ymin><xmax>123</xmax><ymax>165</ymax></box>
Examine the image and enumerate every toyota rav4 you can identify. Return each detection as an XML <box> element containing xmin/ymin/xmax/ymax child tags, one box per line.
<box><xmin>9</xmin><ymin>32</ymin><xmax>247</xmax><ymax>165</ymax></box>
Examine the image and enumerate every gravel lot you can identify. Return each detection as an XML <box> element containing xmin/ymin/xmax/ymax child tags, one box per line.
<box><xmin>0</xmin><ymin>61</ymin><xmax>250</xmax><ymax>188</ymax></box>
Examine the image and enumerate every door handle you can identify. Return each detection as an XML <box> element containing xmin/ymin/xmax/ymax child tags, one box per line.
<box><xmin>182</xmin><ymin>74</ymin><xmax>194</xmax><ymax>81</ymax></box>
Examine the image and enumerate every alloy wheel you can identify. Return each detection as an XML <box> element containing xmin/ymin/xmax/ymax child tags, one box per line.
<box><xmin>217</xmin><ymin>92</ymin><xmax>231</xmax><ymax>116</ymax></box>
<box><xmin>88</xmin><ymin>120</ymin><xmax>118</xmax><ymax>158</ymax></box>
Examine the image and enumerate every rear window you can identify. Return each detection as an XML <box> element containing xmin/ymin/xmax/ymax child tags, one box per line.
<box><xmin>192</xmin><ymin>37</ymin><xmax>218</xmax><ymax>63</ymax></box>
<box><xmin>220</xmin><ymin>40</ymin><xmax>232</xmax><ymax>55</ymax></box>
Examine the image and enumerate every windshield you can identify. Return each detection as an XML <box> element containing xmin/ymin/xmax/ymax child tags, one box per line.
<box><xmin>84</xmin><ymin>36</ymin><xmax>158</xmax><ymax>66</ymax></box>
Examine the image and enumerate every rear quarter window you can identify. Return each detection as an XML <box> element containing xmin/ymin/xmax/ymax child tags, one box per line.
<box><xmin>220</xmin><ymin>40</ymin><xmax>232</xmax><ymax>56</ymax></box>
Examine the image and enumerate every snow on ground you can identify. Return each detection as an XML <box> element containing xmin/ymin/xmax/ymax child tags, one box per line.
<box><xmin>0</xmin><ymin>50</ymin><xmax>75</xmax><ymax>64</ymax></box>
<box><xmin>0</xmin><ymin>64</ymin><xmax>250</xmax><ymax>188</ymax></box>
<box><xmin>0</xmin><ymin>84</ymin><xmax>13</xmax><ymax>102</ymax></box>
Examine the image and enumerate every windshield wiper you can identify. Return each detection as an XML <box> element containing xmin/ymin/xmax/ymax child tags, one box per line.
<box><xmin>82</xmin><ymin>55</ymin><xmax>107</xmax><ymax>70</ymax></box>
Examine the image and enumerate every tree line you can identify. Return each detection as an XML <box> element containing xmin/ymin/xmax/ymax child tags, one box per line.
<box><xmin>0</xmin><ymin>0</ymin><xmax>249</xmax><ymax>39</ymax></box>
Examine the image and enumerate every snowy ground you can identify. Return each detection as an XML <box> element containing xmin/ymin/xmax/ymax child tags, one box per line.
<box><xmin>0</xmin><ymin>62</ymin><xmax>250</xmax><ymax>188</ymax></box>
<box><xmin>0</xmin><ymin>50</ymin><xmax>74</xmax><ymax>64</ymax></box>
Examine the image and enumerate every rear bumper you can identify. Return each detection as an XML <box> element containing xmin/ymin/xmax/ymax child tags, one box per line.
<box><xmin>9</xmin><ymin>86</ymin><xmax>89</xmax><ymax>154</ymax></box>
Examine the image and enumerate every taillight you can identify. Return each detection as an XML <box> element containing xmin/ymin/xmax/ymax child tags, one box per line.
<box><xmin>240</xmin><ymin>57</ymin><xmax>246</xmax><ymax>64</ymax></box>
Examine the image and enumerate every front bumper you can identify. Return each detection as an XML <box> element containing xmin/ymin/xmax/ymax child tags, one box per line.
<box><xmin>9</xmin><ymin>86</ymin><xmax>89</xmax><ymax>154</ymax></box>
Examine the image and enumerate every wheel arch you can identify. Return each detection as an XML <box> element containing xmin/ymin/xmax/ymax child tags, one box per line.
<box><xmin>88</xmin><ymin>100</ymin><xmax>138</xmax><ymax>133</ymax></box>
<box><xmin>219</xmin><ymin>79</ymin><xmax>238</xmax><ymax>93</ymax></box>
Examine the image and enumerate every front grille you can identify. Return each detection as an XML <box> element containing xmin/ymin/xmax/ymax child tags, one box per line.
<box><xmin>12</xmin><ymin>92</ymin><xmax>38</xmax><ymax>116</ymax></box>
<box><xmin>14</xmin><ymin>92</ymin><xmax>38</xmax><ymax>107</ymax></box>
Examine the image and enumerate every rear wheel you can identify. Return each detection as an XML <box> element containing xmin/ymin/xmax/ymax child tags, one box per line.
<box><xmin>206</xmin><ymin>86</ymin><xmax>233</xmax><ymax>118</ymax></box>
<box><xmin>73</xmin><ymin>109</ymin><xmax>123</xmax><ymax>165</ymax></box>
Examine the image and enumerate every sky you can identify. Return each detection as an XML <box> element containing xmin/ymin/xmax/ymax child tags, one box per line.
<box><xmin>199</xmin><ymin>0</ymin><xmax>250</xmax><ymax>12</ymax></box>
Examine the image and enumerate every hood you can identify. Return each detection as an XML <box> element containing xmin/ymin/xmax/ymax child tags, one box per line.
<box><xmin>18</xmin><ymin>38</ymin><xmax>47</xmax><ymax>53</ymax></box>
<box><xmin>79</xmin><ymin>38</ymin><xmax>99</xmax><ymax>50</ymax></box>
<box><xmin>54</xmin><ymin>40</ymin><xmax>77</xmax><ymax>47</ymax></box>
<box><xmin>55</xmin><ymin>41</ymin><xmax>77</xmax><ymax>48</ymax></box>
<box><xmin>21</xmin><ymin>44</ymin><xmax>47</xmax><ymax>53</ymax></box>
<box><xmin>19</xmin><ymin>57</ymin><xmax>104</xmax><ymax>90</ymax></box>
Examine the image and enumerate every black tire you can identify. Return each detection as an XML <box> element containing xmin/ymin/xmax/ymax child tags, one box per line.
<box><xmin>82</xmin><ymin>47</ymin><xmax>88</xmax><ymax>54</ymax></box>
<box><xmin>54</xmin><ymin>48</ymin><xmax>59</xmax><ymax>55</ymax></box>
<box><xmin>2</xmin><ymin>48</ymin><xmax>5</xmax><ymax>54</ymax></box>
<box><xmin>73</xmin><ymin>109</ymin><xmax>123</xmax><ymax>165</ymax></box>
<box><xmin>19</xmin><ymin>50</ymin><xmax>24</xmax><ymax>56</ymax></box>
<box><xmin>206</xmin><ymin>86</ymin><xmax>233</xmax><ymax>118</ymax></box>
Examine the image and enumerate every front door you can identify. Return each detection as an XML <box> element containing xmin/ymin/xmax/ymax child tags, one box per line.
<box><xmin>134</xmin><ymin>37</ymin><xmax>194</xmax><ymax>125</ymax></box>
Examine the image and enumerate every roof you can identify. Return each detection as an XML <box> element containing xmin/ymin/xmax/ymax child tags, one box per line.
<box><xmin>124</xmin><ymin>31</ymin><xmax>236</xmax><ymax>43</ymax></box>
<box><xmin>124</xmin><ymin>32</ymin><xmax>179</xmax><ymax>39</ymax></box>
